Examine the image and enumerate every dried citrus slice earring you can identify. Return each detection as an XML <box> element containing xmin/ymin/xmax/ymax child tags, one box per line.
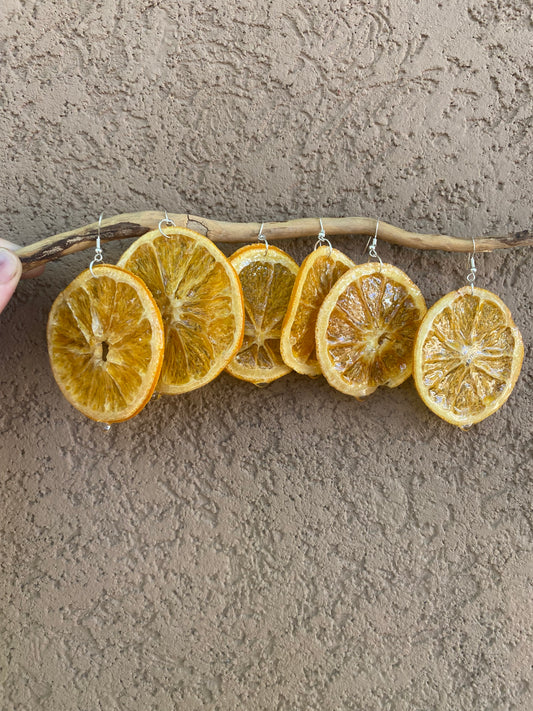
<box><xmin>280</xmin><ymin>219</ymin><xmax>354</xmax><ymax>376</ymax></box>
<box><xmin>117</xmin><ymin>212</ymin><xmax>244</xmax><ymax>395</ymax></box>
<box><xmin>413</xmin><ymin>237</ymin><xmax>524</xmax><ymax>428</ymax></box>
<box><xmin>315</xmin><ymin>220</ymin><xmax>427</xmax><ymax>398</ymax></box>
<box><xmin>47</xmin><ymin>213</ymin><xmax>165</xmax><ymax>423</ymax></box>
<box><xmin>225</xmin><ymin>223</ymin><xmax>299</xmax><ymax>384</ymax></box>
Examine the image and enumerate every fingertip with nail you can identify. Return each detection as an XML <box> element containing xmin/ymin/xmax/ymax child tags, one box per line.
<box><xmin>0</xmin><ymin>248</ymin><xmax>22</xmax><ymax>285</ymax></box>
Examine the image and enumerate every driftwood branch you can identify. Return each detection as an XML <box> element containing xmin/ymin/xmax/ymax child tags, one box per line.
<box><xmin>14</xmin><ymin>211</ymin><xmax>533</xmax><ymax>273</ymax></box>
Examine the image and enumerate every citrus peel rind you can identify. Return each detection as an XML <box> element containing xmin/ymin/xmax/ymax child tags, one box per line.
<box><xmin>316</xmin><ymin>262</ymin><xmax>427</xmax><ymax>398</ymax></box>
<box><xmin>47</xmin><ymin>264</ymin><xmax>165</xmax><ymax>422</ymax></box>
<box><xmin>117</xmin><ymin>226</ymin><xmax>244</xmax><ymax>395</ymax></box>
<box><xmin>413</xmin><ymin>286</ymin><xmax>524</xmax><ymax>427</ymax></box>
<box><xmin>225</xmin><ymin>244</ymin><xmax>299</xmax><ymax>384</ymax></box>
<box><xmin>280</xmin><ymin>246</ymin><xmax>355</xmax><ymax>376</ymax></box>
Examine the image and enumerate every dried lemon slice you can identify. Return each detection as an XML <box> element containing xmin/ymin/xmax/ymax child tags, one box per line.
<box><xmin>316</xmin><ymin>263</ymin><xmax>427</xmax><ymax>397</ymax></box>
<box><xmin>226</xmin><ymin>244</ymin><xmax>299</xmax><ymax>384</ymax></box>
<box><xmin>413</xmin><ymin>286</ymin><xmax>524</xmax><ymax>427</ymax></box>
<box><xmin>47</xmin><ymin>264</ymin><xmax>164</xmax><ymax>422</ymax></box>
<box><xmin>117</xmin><ymin>226</ymin><xmax>244</xmax><ymax>394</ymax></box>
<box><xmin>280</xmin><ymin>245</ymin><xmax>354</xmax><ymax>376</ymax></box>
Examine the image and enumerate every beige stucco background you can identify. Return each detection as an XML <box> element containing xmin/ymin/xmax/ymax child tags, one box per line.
<box><xmin>1</xmin><ymin>1</ymin><xmax>532</xmax><ymax>709</ymax></box>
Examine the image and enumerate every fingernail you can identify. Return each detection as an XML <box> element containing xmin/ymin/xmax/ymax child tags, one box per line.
<box><xmin>0</xmin><ymin>248</ymin><xmax>21</xmax><ymax>284</ymax></box>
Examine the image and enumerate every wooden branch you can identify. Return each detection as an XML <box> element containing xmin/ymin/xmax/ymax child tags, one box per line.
<box><xmin>14</xmin><ymin>211</ymin><xmax>533</xmax><ymax>273</ymax></box>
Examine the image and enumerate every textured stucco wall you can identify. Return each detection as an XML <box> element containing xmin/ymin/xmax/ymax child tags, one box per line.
<box><xmin>1</xmin><ymin>1</ymin><xmax>532</xmax><ymax>709</ymax></box>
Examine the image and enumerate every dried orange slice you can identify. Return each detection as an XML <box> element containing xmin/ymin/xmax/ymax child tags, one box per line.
<box><xmin>316</xmin><ymin>262</ymin><xmax>427</xmax><ymax>397</ymax></box>
<box><xmin>413</xmin><ymin>286</ymin><xmax>524</xmax><ymax>428</ymax></box>
<box><xmin>280</xmin><ymin>245</ymin><xmax>354</xmax><ymax>376</ymax></box>
<box><xmin>47</xmin><ymin>264</ymin><xmax>164</xmax><ymax>422</ymax></box>
<box><xmin>226</xmin><ymin>244</ymin><xmax>299</xmax><ymax>384</ymax></box>
<box><xmin>117</xmin><ymin>226</ymin><xmax>244</xmax><ymax>394</ymax></box>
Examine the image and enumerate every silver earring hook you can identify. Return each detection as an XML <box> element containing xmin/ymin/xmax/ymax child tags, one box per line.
<box><xmin>258</xmin><ymin>222</ymin><xmax>269</xmax><ymax>254</ymax></box>
<box><xmin>466</xmin><ymin>234</ymin><xmax>477</xmax><ymax>294</ymax></box>
<box><xmin>364</xmin><ymin>219</ymin><xmax>383</xmax><ymax>271</ymax></box>
<box><xmin>314</xmin><ymin>217</ymin><xmax>333</xmax><ymax>255</ymax></box>
<box><xmin>158</xmin><ymin>210</ymin><xmax>176</xmax><ymax>239</ymax></box>
<box><xmin>89</xmin><ymin>212</ymin><xmax>105</xmax><ymax>277</ymax></box>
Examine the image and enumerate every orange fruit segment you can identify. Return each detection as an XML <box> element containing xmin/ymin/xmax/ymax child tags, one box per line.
<box><xmin>413</xmin><ymin>286</ymin><xmax>524</xmax><ymax>427</ymax></box>
<box><xmin>280</xmin><ymin>245</ymin><xmax>355</xmax><ymax>376</ymax></box>
<box><xmin>47</xmin><ymin>264</ymin><xmax>164</xmax><ymax>422</ymax></box>
<box><xmin>226</xmin><ymin>244</ymin><xmax>299</xmax><ymax>384</ymax></box>
<box><xmin>117</xmin><ymin>226</ymin><xmax>244</xmax><ymax>394</ymax></box>
<box><xmin>316</xmin><ymin>262</ymin><xmax>427</xmax><ymax>398</ymax></box>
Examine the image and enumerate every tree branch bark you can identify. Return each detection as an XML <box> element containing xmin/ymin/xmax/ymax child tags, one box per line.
<box><xmin>14</xmin><ymin>211</ymin><xmax>533</xmax><ymax>273</ymax></box>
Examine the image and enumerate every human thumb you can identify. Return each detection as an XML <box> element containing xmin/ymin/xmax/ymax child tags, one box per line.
<box><xmin>0</xmin><ymin>248</ymin><xmax>23</xmax><ymax>314</ymax></box>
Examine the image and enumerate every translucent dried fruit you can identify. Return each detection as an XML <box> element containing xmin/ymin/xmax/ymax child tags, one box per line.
<box><xmin>280</xmin><ymin>246</ymin><xmax>354</xmax><ymax>376</ymax></box>
<box><xmin>316</xmin><ymin>262</ymin><xmax>427</xmax><ymax>397</ymax></box>
<box><xmin>117</xmin><ymin>227</ymin><xmax>244</xmax><ymax>394</ymax></box>
<box><xmin>413</xmin><ymin>286</ymin><xmax>524</xmax><ymax>427</ymax></box>
<box><xmin>47</xmin><ymin>265</ymin><xmax>164</xmax><ymax>422</ymax></box>
<box><xmin>226</xmin><ymin>244</ymin><xmax>299</xmax><ymax>384</ymax></box>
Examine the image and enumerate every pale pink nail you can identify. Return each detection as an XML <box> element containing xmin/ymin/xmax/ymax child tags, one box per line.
<box><xmin>0</xmin><ymin>249</ymin><xmax>21</xmax><ymax>284</ymax></box>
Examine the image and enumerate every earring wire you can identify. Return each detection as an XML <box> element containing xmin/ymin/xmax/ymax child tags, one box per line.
<box><xmin>364</xmin><ymin>219</ymin><xmax>383</xmax><ymax>271</ymax></box>
<box><xmin>89</xmin><ymin>212</ymin><xmax>105</xmax><ymax>277</ymax></box>
<box><xmin>466</xmin><ymin>235</ymin><xmax>477</xmax><ymax>294</ymax></box>
<box><xmin>258</xmin><ymin>222</ymin><xmax>269</xmax><ymax>254</ymax></box>
<box><xmin>158</xmin><ymin>210</ymin><xmax>176</xmax><ymax>239</ymax></box>
<box><xmin>314</xmin><ymin>218</ymin><xmax>333</xmax><ymax>255</ymax></box>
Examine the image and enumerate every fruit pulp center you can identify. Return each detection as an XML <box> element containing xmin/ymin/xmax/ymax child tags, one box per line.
<box><xmin>169</xmin><ymin>298</ymin><xmax>183</xmax><ymax>323</ymax></box>
<box><xmin>460</xmin><ymin>343</ymin><xmax>480</xmax><ymax>365</ymax></box>
<box><xmin>362</xmin><ymin>329</ymin><xmax>391</xmax><ymax>356</ymax></box>
<box><xmin>158</xmin><ymin>294</ymin><xmax>186</xmax><ymax>326</ymax></box>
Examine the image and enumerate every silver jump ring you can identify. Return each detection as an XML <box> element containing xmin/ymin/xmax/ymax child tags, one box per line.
<box><xmin>258</xmin><ymin>222</ymin><xmax>269</xmax><ymax>253</ymax></box>
<box><xmin>159</xmin><ymin>210</ymin><xmax>176</xmax><ymax>239</ymax></box>
<box><xmin>314</xmin><ymin>217</ymin><xmax>333</xmax><ymax>256</ymax></box>
<box><xmin>89</xmin><ymin>212</ymin><xmax>105</xmax><ymax>277</ymax></box>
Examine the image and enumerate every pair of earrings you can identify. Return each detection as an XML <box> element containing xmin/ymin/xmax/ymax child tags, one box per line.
<box><xmin>47</xmin><ymin>212</ymin><xmax>246</xmax><ymax>424</ymax></box>
<box><xmin>229</xmin><ymin>219</ymin><xmax>523</xmax><ymax>428</ymax></box>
